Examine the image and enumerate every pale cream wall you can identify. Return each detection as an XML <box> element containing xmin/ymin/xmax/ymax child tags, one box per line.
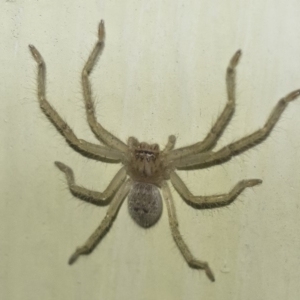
<box><xmin>1</xmin><ymin>1</ymin><xmax>300</xmax><ymax>299</ymax></box>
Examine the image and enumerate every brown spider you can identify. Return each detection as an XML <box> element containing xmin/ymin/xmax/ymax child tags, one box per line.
<box><xmin>29</xmin><ymin>20</ymin><xmax>300</xmax><ymax>282</ymax></box>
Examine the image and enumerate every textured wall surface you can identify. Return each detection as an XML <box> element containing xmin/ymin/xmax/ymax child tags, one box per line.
<box><xmin>1</xmin><ymin>1</ymin><xmax>300</xmax><ymax>299</ymax></box>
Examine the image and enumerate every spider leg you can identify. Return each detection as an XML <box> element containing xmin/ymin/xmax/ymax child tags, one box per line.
<box><xmin>82</xmin><ymin>20</ymin><xmax>128</xmax><ymax>152</ymax></box>
<box><xmin>161</xmin><ymin>181</ymin><xmax>215</xmax><ymax>282</ymax></box>
<box><xmin>168</xmin><ymin>50</ymin><xmax>241</xmax><ymax>161</ymax></box>
<box><xmin>28</xmin><ymin>45</ymin><xmax>122</xmax><ymax>161</ymax></box>
<box><xmin>55</xmin><ymin>162</ymin><xmax>127</xmax><ymax>205</ymax></box>
<box><xmin>162</xmin><ymin>135</ymin><xmax>177</xmax><ymax>154</ymax></box>
<box><xmin>173</xmin><ymin>89</ymin><xmax>300</xmax><ymax>168</ymax></box>
<box><xmin>68</xmin><ymin>179</ymin><xmax>131</xmax><ymax>265</ymax></box>
<box><xmin>170</xmin><ymin>172</ymin><xmax>262</xmax><ymax>208</ymax></box>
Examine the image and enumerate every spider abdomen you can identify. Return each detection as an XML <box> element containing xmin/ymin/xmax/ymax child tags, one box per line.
<box><xmin>128</xmin><ymin>182</ymin><xmax>162</xmax><ymax>228</ymax></box>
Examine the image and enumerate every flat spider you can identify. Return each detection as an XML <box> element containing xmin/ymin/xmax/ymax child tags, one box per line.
<box><xmin>29</xmin><ymin>20</ymin><xmax>300</xmax><ymax>282</ymax></box>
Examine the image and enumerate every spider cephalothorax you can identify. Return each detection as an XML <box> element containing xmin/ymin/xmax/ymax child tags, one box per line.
<box><xmin>125</xmin><ymin>137</ymin><xmax>172</xmax><ymax>186</ymax></box>
<box><xmin>29</xmin><ymin>20</ymin><xmax>299</xmax><ymax>282</ymax></box>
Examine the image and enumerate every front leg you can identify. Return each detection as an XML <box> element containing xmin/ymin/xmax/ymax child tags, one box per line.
<box><xmin>81</xmin><ymin>20</ymin><xmax>128</xmax><ymax>152</ymax></box>
<box><xmin>170</xmin><ymin>172</ymin><xmax>262</xmax><ymax>208</ymax></box>
<box><xmin>168</xmin><ymin>50</ymin><xmax>241</xmax><ymax>162</ymax></box>
<box><xmin>29</xmin><ymin>45</ymin><xmax>122</xmax><ymax>161</ymax></box>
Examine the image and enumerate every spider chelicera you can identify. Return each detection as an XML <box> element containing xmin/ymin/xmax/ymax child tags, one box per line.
<box><xmin>29</xmin><ymin>20</ymin><xmax>299</xmax><ymax>282</ymax></box>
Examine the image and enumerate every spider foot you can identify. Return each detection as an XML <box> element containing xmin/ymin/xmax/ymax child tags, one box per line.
<box><xmin>245</xmin><ymin>179</ymin><xmax>262</xmax><ymax>187</ymax></box>
<box><xmin>69</xmin><ymin>253</ymin><xmax>79</xmax><ymax>265</ymax></box>
<box><xmin>205</xmin><ymin>267</ymin><xmax>215</xmax><ymax>282</ymax></box>
<box><xmin>28</xmin><ymin>44</ymin><xmax>43</xmax><ymax>64</ymax></box>
<box><xmin>229</xmin><ymin>49</ymin><xmax>242</xmax><ymax>69</ymax></box>
<box><xmin>189</xmin><ymin>260</ymin><xmax>215</xmax><ymax>282</ymax></box>
<box><xmin>55</xmin><ymin>161</ymin><xmax>71</xmax><ymax>173</ymax></box>
<box><xmin>285</xmin><ymin>89</ymin><xmax>300</xmax><ymax>102</ymax></box>
<box><xmin>68</xmin><ymin>246</ymin><xmax>88</xmax><ymax>265</ymax></box>
<box><xmin>98</xmin><ymin>20</ymin><xmax>105</xmax><ymax>41</ymax></box>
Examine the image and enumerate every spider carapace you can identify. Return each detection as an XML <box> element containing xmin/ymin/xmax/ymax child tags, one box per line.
<box><xmin>126</xmin><ymin>137</ymin><xmax>172</xmax><ymax>184</ymax></box>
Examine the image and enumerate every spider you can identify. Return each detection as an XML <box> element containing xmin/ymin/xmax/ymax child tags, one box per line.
<box><xmin>29</xmin><ymin>20</ymin><xmax>299</xmax><ymax>282</ymax></box>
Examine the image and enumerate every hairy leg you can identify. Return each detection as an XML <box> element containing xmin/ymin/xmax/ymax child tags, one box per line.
<box><xmin>161</xmin><ymin>181</ymin><xmax>215</xmax><ymax>282</ymax></box>
<box><xmin>55</xmin><ymin>162</ymin><xmax>127</xmax><ymax>205</ymax></box>
<box><xmin>82</xmin><ymin>20</ymin><xmax>128</xmax><ymax>152</ymax></box>
<box><xmin>69</xmin><ymin>179</ymin><xmax>131</xmax><ymax>264</ymax></box>
<box><xmin>29</xmin><ymin>45</ymin><xmax>122</xmax><ymax>161</ymax></box>
<box><xmin>170</xmin><ymin>172</ymin><xmax>261</xmax><ymax>208</ymax></box>
<box><xmin>174</xmin><ymin>89</ymin><xmax>300</xmax><ymax>168</ymax></box>
<box><xmin>168</xmin><ymin>50</ymin><xmax>241</xmax><ymax>162</ymax></box>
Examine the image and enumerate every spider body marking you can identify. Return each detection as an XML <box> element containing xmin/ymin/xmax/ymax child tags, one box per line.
<box><xmin>29</xmin><ymin>20</ymin><xmax>300</xmax><ymax>282</ymax></box>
